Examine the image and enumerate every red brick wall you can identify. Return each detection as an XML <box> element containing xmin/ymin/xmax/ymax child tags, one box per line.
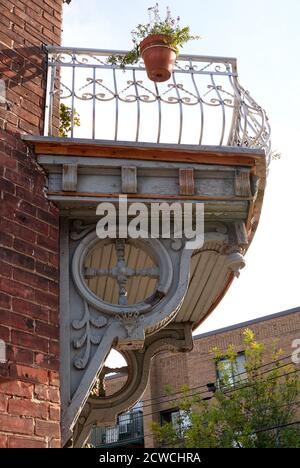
<box><xmin>104</xmin><ymin>374</ymin><xmax>127</xmax><ymax>397</ymax></box>
<box><xmin>0</xmin><ymin>0</ymin><xmax>62</xmax><ymax>448</ymax></box>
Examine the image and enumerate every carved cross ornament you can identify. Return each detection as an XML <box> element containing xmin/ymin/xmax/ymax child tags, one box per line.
<box><xmin>84</xmin><ymin>239</ymin><xmax>160</xmax><ymax>306</ymax></box>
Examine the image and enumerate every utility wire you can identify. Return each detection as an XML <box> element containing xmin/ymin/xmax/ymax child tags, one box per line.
<box><xmin>136</xmin><ymin>357</ymin><xmax>299</xmax><ymax>412</ymax></box>
<box><xmin>143</xmin><ymin>420</ymin><xmax>300</xmax><ymax>444</ymax></box>
<box><xmin>103</xmin><ymin>352</ymin><xmax>298</xmax><ymax>408</ymax></box>
<box><xmin>136</xmin><ymin>369</ymin><xmax>300</xmax><ymax>419</ymax></box>
<box><xmin>133</xmin><ymin>352</ymin><xmax>296</xmax><ymax>406</ymax></box>
<box><xmin>89</xmin><ymin>355</ymin><xmax>300</xmax><ymax>438</ymax></box>
<box><xmin>255</xmin><ymin>419</ymin><xmax>300</xmax><ymax>434</ymax></box>
<box><xmin>90</xmin><ymin>369</ymin><xmax>300</xmax><ymax>444</ymax></box>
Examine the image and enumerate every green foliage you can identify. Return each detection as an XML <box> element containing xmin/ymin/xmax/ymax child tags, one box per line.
<box><xmin>164</xmin><ymin>384</ymin><xmax>173</xmax><ymax>396</ymax></box>
<box><xmin>152</xmin><ymin>329</ymin><xmax>300</xmax><ymax>448</ymax></box>
<box><xmin>152</xmin><ymin>420</ymin><xmax>180</xmax><ymax>447</ymax></box>
<box><xmin>108</xmin><ymin>4</ymin><xmax>200</xmax><ymax>69</ymax></box>
<box><xmin>108</xmin><ymin>47</ymin><xmax>140</xmax><ymax>69</ymax></box>
<box><xmin>59</xmin><ymin>103</ymin><xmax>80</xmax><ymax>137</ymax></box>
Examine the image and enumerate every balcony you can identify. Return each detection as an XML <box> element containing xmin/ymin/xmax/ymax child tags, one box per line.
<box><xmin>42</xmin><ymin>45</ymin><xmax>271</xmax><ymax>160</ymax></box>
<box><xmin>22</xmin><ymin>46</ymin><xmax>271</xmax><ymax>447</ymax></box>
<box><xmin>22</xmin><ymin>45</ymin><xmax>271</xmax><ymax>340</ymax></box>
<box><xmin>90</xmin><ymin>413</ymin><xmax>144</xmax><ymax>448</ymax></box>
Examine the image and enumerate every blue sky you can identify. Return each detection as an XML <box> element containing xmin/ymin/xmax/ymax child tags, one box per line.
<box><xmin>62</xmin><ymin>0</ymin><xmax>300</xmax><ymax>336</ymax></box>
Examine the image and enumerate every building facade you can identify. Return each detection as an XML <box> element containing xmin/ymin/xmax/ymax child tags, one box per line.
<box><xmin>92</xmin><ymin>307</ymin><xmax>300</xmax><ymax>448</ymax></box>
<box><xmin>0</xmin><ymin>0</ymin><xmax>62</xmax><ymax>448</ymax></box>
<box><xmin>0</xmin><ymin>0</ymin><xmax>273</xmax><ymax>448</ymax></box>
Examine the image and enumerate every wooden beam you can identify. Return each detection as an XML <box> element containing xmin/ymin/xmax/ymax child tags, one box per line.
<box><xmin>23</xmin><ymin>136</ymin><xmax>264</xmax><ymax>167</ymax></box>
<box><xmin>179</xmin><ymin>168</ymin><xmax>195</xmax><ymax>195</ymax></box>
<box><xmin>47</xmin><ymin>191</ymin><xmax>254</xmax><ymax>202</ymax></box>
<box><xmin>34</xmin><ymin>144</ymin><xmax>256</xmax><ymax>166</ymax></box>
<box><xmin>121</xmin><ymin>166</ymin><xmax>137</xmax><ymax>194</ymax></box>
<box><xmin>234</xmin><ymin>169</ymin><xmax>252</xmax><ymax>197</ymax></box>
<box><xmin>62</xmin><ymin>164</ymin><xmax>77</xmax><ymax>191</ymax></box>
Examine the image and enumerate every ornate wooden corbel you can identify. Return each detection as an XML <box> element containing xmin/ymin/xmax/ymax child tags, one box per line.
<box><xmin>60</xmin><ymin>220</ymin><xmax>195</xmax><ymax>446</ymax></box>
<box><xmin>71</xmin><ymin>322</ymin><xmax>193</xmax><ymax>448</ymax></box>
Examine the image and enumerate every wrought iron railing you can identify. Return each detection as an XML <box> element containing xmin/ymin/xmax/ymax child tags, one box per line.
<box><xmin>45</xmin><ymin>46</ymin><xmax>271</xmax><ymax>163</ymax></box>
<box><xmin>90</xmin><ymin>413</ymin><xmax>144</xmax><ymax>447</ymax></box>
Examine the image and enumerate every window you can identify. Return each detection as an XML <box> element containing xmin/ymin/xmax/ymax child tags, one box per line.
<box><xmin>160</xmin><ymin>408</ymin><xmax>190</xmax><ymax>433</ymax></box>
<box><xmin>216</xmin><ymin>353</ymin><xmax>247</xmax><ymax>387</ymax></box>
<box><xmin>117</xmin><ymin>402</ymin><xmax>144</xmax><ymax>438</ymax></box>
<box><xmin>118</xmin><ymin>413</ymin><xmax>131</xmax><ymax>435</ymax></box>
<box><xmin>105</xmin><ymin>426</ymin><xmax>119</xmax><ymax>443</ymax></box>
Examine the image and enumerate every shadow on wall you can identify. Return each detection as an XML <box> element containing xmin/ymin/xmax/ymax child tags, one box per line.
<box><xmin>0</xmin><ymin>45</ymin><xmax>47</xmax><ymax>135</ymax></box>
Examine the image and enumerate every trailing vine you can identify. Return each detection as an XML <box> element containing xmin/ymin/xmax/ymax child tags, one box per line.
<box><xmin>59</xmin><ymin>103</ymin><xmax>80</xmax><ymax>137</ymax></box>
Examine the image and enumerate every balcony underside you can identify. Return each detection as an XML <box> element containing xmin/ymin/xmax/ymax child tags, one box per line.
<box><xmin>24</xmin><ymin>136</ymin><xmax>266</xmax><ymax>330</ymax></box>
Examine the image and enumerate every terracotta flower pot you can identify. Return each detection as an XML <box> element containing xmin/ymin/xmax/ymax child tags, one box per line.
<box><xmin>140</xmin><ymin>34</ymin><xmax>177</xmax><ymax>83</ymax></box>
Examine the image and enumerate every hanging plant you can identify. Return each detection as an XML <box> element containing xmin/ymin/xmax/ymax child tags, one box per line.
<box><xmin>108</xmin><ymin>3</ymin><xmax>200</xmax><ymax>82</ymax></box>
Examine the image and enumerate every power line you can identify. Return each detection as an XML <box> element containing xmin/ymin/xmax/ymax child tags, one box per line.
<box><xmin>140</xmin><ymin>369</ymin><xmax>300</xmax><ymax>419</ymax></box>
<box><xmin>143</xmin><ymin>384</ymin><xmax>299</xmax><ymax>430</ymax></box>
<box><xmin>89</xmin><ymin>369</ymin><xmax>300</xmax><ymax>445</ymax></box>
<box><xmin>143</xmin><ymin>420</ymin><xmax>300</xmax><ymax>444</ymax></box>
<box><xmin>88</xmin><ymin>355</ymin><xmax>299</xmax><ymax>437</ymax></box>
<box><xmin>137</xmin><ymin>356</ymin><xmax>299</xmax><ymax>412</ymax></box>
<box><xmin>224</xmin><ymin>368</ymin><xmax>299</xmax><ymax>397</ymax></box>
<box><xmin>98</xmin><ymin>354</ymin><xmax>298</xmax><ymax>417</ymax></box>
<box><xmin>255</xmin><ymin>419</ymin><xmax>300</xmax><ymax>434</ymax></box>
<box><xmin>136</xmin><ymin>352</ymin><xmax>296</xmax><ymax>407</ymax></box>
<box><xmin>102</xmin><ymin>352</ymin><xmax>297</xmax><ymax>408</ymax></box>
<box><xmin>142</xmin><ymin>398</ymin><xmax>300</xmax><ymax>428</ymax></box>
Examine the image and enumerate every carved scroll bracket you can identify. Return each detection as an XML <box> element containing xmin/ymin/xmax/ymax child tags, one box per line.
<box><xmin>72</xmin><ymin>322</ymin><xmax>193</xmax><ymax>448</ymax></box>
<box><xmin>61</xmin><ymin>226</ymin><xmax>194</xmax><ymax>447</ymax></box>
<box><xmin>61</xmin><ymin>221</ymin><xmax>249</xmax><ymax>447</ymax></box>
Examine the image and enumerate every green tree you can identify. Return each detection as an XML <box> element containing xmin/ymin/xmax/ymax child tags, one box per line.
<box><xmin>152</xmin><ymin>329</ymin><xmax>300</xmax><ymax>448</ymax></box>
<box><xmin>59</xmin><ymin>103</ymin><xmax>80</xmax><ymax>138</ymax></box>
